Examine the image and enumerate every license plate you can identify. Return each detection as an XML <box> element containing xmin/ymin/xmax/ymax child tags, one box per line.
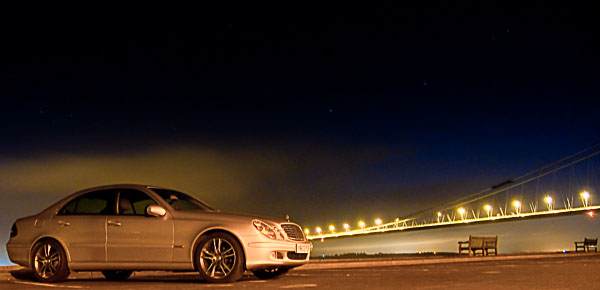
<box><xmin>296</xmin><ymin>243</ymin><xmax>311</xmax><ymax>254</ymax></box>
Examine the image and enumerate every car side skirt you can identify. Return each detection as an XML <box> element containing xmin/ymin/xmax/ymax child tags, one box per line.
<box><xmin>69</xmin><ymin>262</ymin><xmax>194</xmax><ymax>271</ymax></box>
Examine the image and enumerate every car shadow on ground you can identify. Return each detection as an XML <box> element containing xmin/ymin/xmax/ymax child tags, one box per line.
<box><xmin>9</xmin><ymin>269</ymin><xmax>36</xmax><ymax>281</ymax></box>
<box><xmin>10</xmin><ymin>269</ymin><xmax>263</xmax><ymax>284</ymax></box>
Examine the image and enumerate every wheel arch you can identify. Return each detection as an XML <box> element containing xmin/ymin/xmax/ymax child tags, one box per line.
<box><xmin>30</xmin><ymin>235</ymin><xmax>71</xmax><ymax>265</ymax></box>
<box><xmin>191</xmin><ymin>228</ymin><xmax>247</xmax><ymax>271</ymax></box>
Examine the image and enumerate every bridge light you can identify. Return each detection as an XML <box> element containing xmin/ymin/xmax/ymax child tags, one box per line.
<box><xmin>458</xmin><ymin>207</ymin><xmax>466</xmax><ymax>220</ymax></box>
<box><xmin>513</xmin><ymin>200</ymin><xmax>521</xmax><ymax>215</ymax></box>
<box><xmin>437</xmin><ymin>212</ymin><xmax>442</xmax><ymax>223</ymax></box>
<box><xmin>544</xmin><ymin>196</ymin><xmax>553</xmax><ymax>211</ymax></box>
<box><xmin>304</xmin><ymin>228</ymin><xmax>310</xmax><ymax>235</ymax></box>
<box><xmin>316</xmin><ymin>227</ymin><xmax>322</xmax><ymax>234</ymax></box>
<box><xmin>375</xmin><ymin>218</ymin><xmax>382</xmax><ymax>227</ymax></box>
<box><xmin>343</xmin><ymin>223</ymin><xmax>350</xmax><ymax>231</ymax></box>
<box><xmin>329</xmin><ymin>225</ymin><xmax>335</xmax><ymax>233</ymax></box>
<box><xmin>581</xmin><ymin>191</ymin><xmax>590</xmax><ymax>207</ymax></box>
<box><xmin>358</xmin><ymin>221</ymin><xmax>366</xmax><ymax>229</ymax></box>
<box><xmin>588</xmin><ymin>211</ymin><xmax>595</xmax><ymax>218</ymax></box>
<box><xmin>484</xmin><ymin>205</ymin><xmax>492</xmax><ymax>217</ymax></box>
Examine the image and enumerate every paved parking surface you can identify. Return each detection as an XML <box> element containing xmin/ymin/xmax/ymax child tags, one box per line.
<box><xmin>2</xmin><ymin>254</ymin><xmax>599</xmax><ymax>289</ymax></box>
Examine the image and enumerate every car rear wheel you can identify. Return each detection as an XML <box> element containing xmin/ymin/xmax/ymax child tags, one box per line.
<box><xmin>196</xmin><ymin>233</ymin><xmax>244</xmax><ymax>283</ymax></box>
<box><xmin>252</xmin><ymin>267</ymin><xmax>289</xmax><ymax>279</ymax></box>
<box><xmin>31</xmin><ymin>239</ymin><xmax>70</xmax><ymax>282</ymax></box>
<box><xmin>101</xmin><ymin>270</ymin><xmax>133</xmax><ymax>281</ymax></box>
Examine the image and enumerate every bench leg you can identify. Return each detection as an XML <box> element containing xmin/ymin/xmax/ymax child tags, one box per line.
<box><xmin>484</xmin><ymin>249</ymin><xmax>496</xmax><ymax>256</ymax></box>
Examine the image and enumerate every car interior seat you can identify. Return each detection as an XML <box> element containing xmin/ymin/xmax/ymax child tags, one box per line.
<box><xmin>119</xmin><ymin>197</ymin><xmax>133</xmax><ymax>214</ymax></box>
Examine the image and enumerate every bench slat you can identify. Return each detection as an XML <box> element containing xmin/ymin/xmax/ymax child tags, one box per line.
<box><xmin>458</xmin><ymin>235</ymin><xmax>497</xmax><ymax>256</ymax></box>
<box><xmin>576</xmin><ymin>237</ymin><xmax>598</xmax><ymax>252</ymax></box>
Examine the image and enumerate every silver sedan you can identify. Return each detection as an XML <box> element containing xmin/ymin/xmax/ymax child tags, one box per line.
<box><xmin>6</xmin><ymin>184</ymin><xmax>312</xmax><ymax>283</ymax></box>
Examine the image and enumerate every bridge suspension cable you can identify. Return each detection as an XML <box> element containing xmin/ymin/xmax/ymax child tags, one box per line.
<box><xmin>404</xmin><ymin>142</ymin><xmax>600</xmax><ymax>220</ymax></box>
<box><xmin>307</xmin><ymin>142</ymin><xmax>600</xmax><ymax>240</ymax></box>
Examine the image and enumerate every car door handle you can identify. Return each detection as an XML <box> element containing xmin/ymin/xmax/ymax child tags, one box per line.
<box><xmin>107</xmin><ymin>220</ymin><xmax>122</xmax><ymax>226</ymax></box>
<box><xmin>57</xmin><ymin>220</ymin><xmax>70</xmax><ymax>227</ymax></box>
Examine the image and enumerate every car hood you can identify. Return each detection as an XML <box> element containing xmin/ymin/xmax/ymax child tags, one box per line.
<box><xmin>171</xmin><ymin>210</ymin><xmax>287</xmax><ymax>225</ymax></box>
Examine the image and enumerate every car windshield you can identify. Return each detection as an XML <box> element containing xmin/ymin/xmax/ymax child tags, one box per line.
<box><xmin>151</xmin><ymin>188</ymin><xmax>214</xmax><ymax>211</ymax></box>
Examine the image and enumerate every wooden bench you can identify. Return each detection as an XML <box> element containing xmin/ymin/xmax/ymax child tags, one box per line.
<box><xmin>575</xmin><ymin>238</ymin><xmax>598</xmax><ymax>252</ymax></box>
<box><xmin>458</xmin><ymin>235</ymin><xmax>498</xmax><ymax>256</ymax></box>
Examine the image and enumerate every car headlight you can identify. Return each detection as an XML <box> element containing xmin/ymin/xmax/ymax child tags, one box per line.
<box><xmin>253</xmin><ymin>220</ymin><xmax>278</xmax><ymax>239</ymax></box>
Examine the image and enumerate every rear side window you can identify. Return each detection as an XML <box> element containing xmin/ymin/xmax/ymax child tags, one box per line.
<box><xmin>59</xmin><ymin>190</ymin><xmax>117</xmax><ymax>215</ymax></box>
<box><xmin>61</xmin><ymin>200</ymin><xmax>77</xmax><ymax>214</ymax></box>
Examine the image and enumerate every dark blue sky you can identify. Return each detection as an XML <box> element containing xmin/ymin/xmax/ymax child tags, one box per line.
<box><xmin>2</xmin><ymin>1</ymin><xmax>600</xmax><ymax>264</ymax></box>
<box><xmin>3</xmin><ymin>2</ymin><xmax>599</xmax><ymax>152</ymax></box>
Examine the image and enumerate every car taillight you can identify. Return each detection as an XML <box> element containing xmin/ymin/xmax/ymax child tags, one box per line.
<box><xmin>10</xmin><ymin>223</ymin><xmax>17</xmax><ymax>238</ymax></box>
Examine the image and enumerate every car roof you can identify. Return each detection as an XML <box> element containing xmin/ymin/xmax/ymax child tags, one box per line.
<box><xmin>77</xmin><ymin>184</ymin><xmax>166</xmax><ymax>192</ymax></box>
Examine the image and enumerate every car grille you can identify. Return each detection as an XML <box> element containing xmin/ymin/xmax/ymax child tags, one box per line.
<box><xmin>287</xmin><ymin>252</ymin><xmax>308</xmax><ymax>260</ymax></box>
<box><xmin>281</xmin><ymin>224</ymin><xmax>305</xmax><ymax>241</ymax></box>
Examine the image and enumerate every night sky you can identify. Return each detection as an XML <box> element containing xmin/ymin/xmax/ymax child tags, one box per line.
<box><xmin>2</xmin><ymin>2</ymin><xmax>600</xmax><ymax>264</ymax></box>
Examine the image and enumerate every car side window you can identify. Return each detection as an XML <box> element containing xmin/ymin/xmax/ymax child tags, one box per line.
<box><xmin>61</xmin><ymin>199</ymin><xmax>77</xmax><ymax>214</ymax></box>
<box><xmin>59</xmin><ymin>190</ymin><xmax>117</xmax><ymax>215</ymax></box>
<box><xmin>118</xmin><ymin>189</ymin><xmax>157</xmax><ymax>215</ymax></box>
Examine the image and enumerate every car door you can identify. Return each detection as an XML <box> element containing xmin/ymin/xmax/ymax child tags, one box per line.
<box><xmin>106</xmin><ymin>188</ymin><xmax>174</xmax><ymax>263</ymax></box>
<box><xmin>54</xmin><ymin>189</ymin><xmax>117</xmax><ymax>263</ymax></box>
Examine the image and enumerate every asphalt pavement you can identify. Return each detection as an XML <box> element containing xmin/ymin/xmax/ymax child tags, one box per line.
<box><xmin>1</xmin><ymin>253</ymin><xmax>599</xmax><ymax>289</ymax></box>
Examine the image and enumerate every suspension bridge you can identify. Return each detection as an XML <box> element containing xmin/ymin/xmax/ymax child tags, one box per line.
<box><xmin>307</xmin><ymin>143</ymin><xmax>600</xmax><ymax>241</ymax></box>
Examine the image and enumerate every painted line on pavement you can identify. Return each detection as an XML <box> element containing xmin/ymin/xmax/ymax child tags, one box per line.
<box><xmin>12</xmin><ymin>281</ymin><xmax>87</xmax><ymax>288</ymax></box>
<box><xmin>298</xmin><ymin>253</ymin><xmax>600</xmax><ymax>270</ymax></box>
<box><xmin>280</xmin><ymin>284</ymin><xmax>318</xmax><ymax>288</ymax></box>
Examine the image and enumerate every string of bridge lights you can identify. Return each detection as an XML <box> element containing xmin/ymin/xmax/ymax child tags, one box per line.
<box><xmin>305</xmin><ymin>190</ymin><xmax>595</xmax><ymax>240</ymax></box>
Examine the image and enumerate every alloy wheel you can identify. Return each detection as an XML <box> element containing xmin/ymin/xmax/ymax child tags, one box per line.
<box><xmin>34</xmin><ymin>243</ymin><xmax>61</xmax><ymax>279</ymax></box>
<box><xmin>199</xmin><ymin>237</ymin><xmax>237</xmax><ymax>279</ymax></box>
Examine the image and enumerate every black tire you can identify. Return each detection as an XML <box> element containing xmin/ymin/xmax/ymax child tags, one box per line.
<box><xmin>252</xmin><ymin>267</ymin><xmax>289</xmax><ymax>279</ymax></box>
<box><xmin>195</xmin><ymin>232</ymin><xmax>245</xmax><ymax>283</ymax></box>
<box><xmin>101</xmin><ymin>270</ymin><xmax>133</xmax><ymax>281</ymax></box>
<box><xmin>30</xmin><ymin>239</ymin><xmax>70</xmax><ymax>283</ymax></box>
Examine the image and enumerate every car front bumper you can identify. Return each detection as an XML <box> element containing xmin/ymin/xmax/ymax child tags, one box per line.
<box><xmin>244</xmin><ymin>240</ymin><xmax>311</xmax><ymax>270</ymax></box>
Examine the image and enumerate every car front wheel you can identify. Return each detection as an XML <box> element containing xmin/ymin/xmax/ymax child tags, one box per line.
<box><xmin>196</xmin><ymin>233</ymin><xmax>244</xmax><ymax>283</ymax></box>
<box><xmin>31</xmin><ymin>239</ymin><xmax>70</xmax><ymax>283</ymax></box>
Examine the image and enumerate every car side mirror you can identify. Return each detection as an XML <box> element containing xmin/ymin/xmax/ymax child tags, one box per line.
<box><xmin>146</xmin><ymin>205</ymin><xmax>167</xmax><ymax>217</ymax></box>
